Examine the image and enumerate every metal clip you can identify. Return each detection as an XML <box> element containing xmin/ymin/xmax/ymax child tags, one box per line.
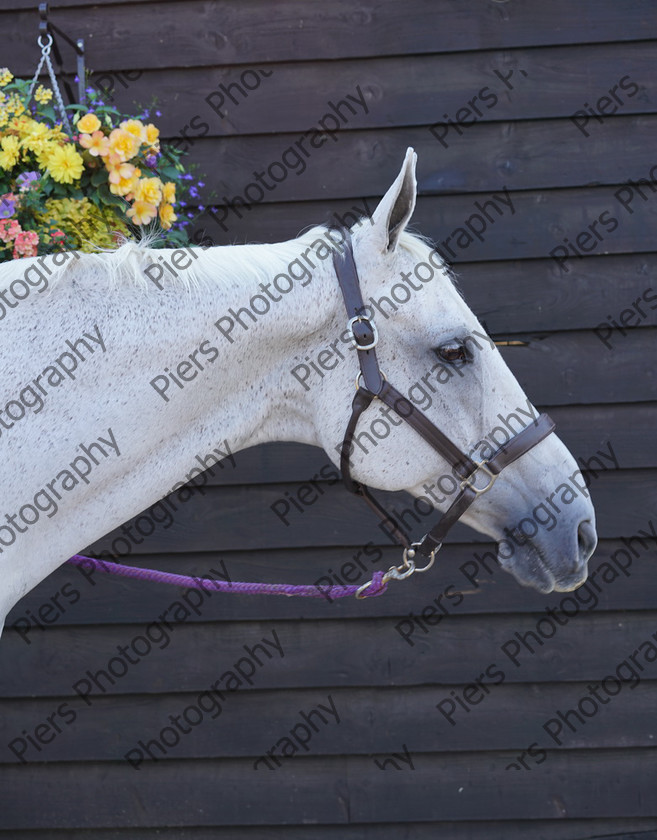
<box><xmin>355</xmin><ymin>543</ymin><xmax>438</xmax><ymax>598</ymax></box>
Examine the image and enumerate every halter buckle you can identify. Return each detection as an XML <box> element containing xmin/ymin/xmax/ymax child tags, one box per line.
<box><xmin>347</xmin><ymin>315</ymin><xmax>378</xmax><ymax>350</ymax></box>
<box><xmin>460</xmin><ymin>460</ymin><xmax>497</xmax><ymax>495</ymax></box>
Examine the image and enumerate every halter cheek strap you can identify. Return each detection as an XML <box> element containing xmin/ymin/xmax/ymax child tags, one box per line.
<box><xmin>332</xmin><ymin>228</ymin><xmax>555</xmax><ymax>595</ymax></box>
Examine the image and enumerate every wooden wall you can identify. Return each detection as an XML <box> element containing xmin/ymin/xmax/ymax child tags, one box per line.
<box><xmin>1</xmin><ymin>1</ymin><xmax>657</xmax><ymax>837</ymax></box>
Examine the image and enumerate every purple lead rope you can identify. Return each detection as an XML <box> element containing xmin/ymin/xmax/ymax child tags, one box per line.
<box><xmin>66</xmin><ymin>555</ymin><xmax>389</xmax><ymax>599</ymax></box>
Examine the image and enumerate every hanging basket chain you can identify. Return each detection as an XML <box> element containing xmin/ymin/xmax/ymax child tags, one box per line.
<box><xmin>27</xmin><ymin>33</ymin><xmax>73</xmax><ymax>136</ymax></box>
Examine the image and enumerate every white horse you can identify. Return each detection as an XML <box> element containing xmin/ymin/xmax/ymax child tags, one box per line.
<box><xmin>0</xmin><ymin>148</ymin><xmax>596</xmax><ymax>636</ymax></box>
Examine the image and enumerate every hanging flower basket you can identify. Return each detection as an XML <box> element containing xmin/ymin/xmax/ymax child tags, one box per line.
<box><xmin>0</xmin><ymin>67</ymin><xmax>198</xmax><ymax>261</ymax></box>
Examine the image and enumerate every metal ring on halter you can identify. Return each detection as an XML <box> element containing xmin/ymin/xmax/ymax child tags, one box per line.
<box><xmin>38</xmin><ymin>34</ymin><xmax>53</xmax><ymax>50</ymax></box>
<box><xmin>355</xmin><ymin>370</ymin><xmax>386</xmax><ymax>391</ymax></box>
<box><xmin>402</xmin><ymin>544</ymin><xmax>438</xmax><ymax>574</ymax></box>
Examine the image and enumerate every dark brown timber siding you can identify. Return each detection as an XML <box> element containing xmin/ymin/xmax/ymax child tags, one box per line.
<box><xmin>1</xmin><ymin>1</ymin><xmax>657</xmax><ymax>837</ymax></box>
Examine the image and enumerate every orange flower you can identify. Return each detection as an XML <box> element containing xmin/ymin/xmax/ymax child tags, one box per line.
<box><xmin>108</xmin><ymin>162</ymin><xmax>140</xmax><ymax>197</ymax></box>
<box><xmin>79</xmin><ymin>130</ymin><xmax>110</xmax><ymax>157</ymax></box>
<box><xmin>126</xmin><ymin>200</ymin><xmax>157</xmax><ymax>225</ymax></box>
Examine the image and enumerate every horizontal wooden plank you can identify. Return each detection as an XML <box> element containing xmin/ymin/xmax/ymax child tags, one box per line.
<box><xmin>459</xmin><ymin>254</ymin><xmax>657</xmax><ymax>333</ymax></box>
<box><xmin>2</xmin><ymin>610</ymin><xmax>657</xmax><ymax>698</ymax></box>
<box><xmin>164</xmin><ymin>117</ymin><xmax>657</xmax><ymax>205</ymax></box>
<box><xmin>51</xmin><ymin>41</ymin><xmax>657</xmax><ymax>138</ymax></box>
<box><xmin>2</xmin><ymin>824</ymin><xmax>657</xmax><ymax>840</ymax></box>
<box><xmin>497</xmin><ymin>330</ymin><xmax>657</xmax><ymax>403</ymax></box>
<box><xmin>189</xmin><ymin>187</ymin><xmax>657</xmax><ymax>262</ymax></box>
<box><xmin>2</xmin><ymin>680</ymin><xmax>656</xmax><ymax>764</ymax></box>
<box><xmin>1</xmin><ymin>824</ymin><xmax>657</xmax><ymax>840</ymax></box>
<box><xmin>6</xmin><ymin>534</ymin><xmax>656</xmax><ymax>629</ymax></box>
<box><xmin>3</xmin><ymin>1</ymin><xmax>655</xmax><ymax>72</ymax></box>
<box><xmin>2</xmin><ymin>750</ymin><xmax>657</xmax><ymax>828</ymax></box>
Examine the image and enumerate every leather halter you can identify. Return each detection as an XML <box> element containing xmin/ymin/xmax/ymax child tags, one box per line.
<box><xmin>332</xmin><ymin>228</ymin><xmax>556</xmax><ymax>593</ymax></box>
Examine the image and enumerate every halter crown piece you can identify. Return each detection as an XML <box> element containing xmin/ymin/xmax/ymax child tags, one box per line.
<box><xmin>67</xmin><ymin>228</ymin><xmax>555</xmax><ymax>600</ymax></box>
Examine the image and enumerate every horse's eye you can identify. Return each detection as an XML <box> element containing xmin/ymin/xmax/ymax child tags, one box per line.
<box><xmin>434</xmin><ymin>341</ymin><xmax>470</xmax><ymax>364</ymax></box>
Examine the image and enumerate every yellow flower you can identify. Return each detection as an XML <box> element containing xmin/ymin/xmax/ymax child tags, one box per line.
<box><xmin>107</xmin><ymin>127</ymin><xmax>141</xmax><ymax>162</ymax></box>
<box><xmin>0</xmin><ymin>135</ymin><xmax>19</xmax><ymax>170</ymax></box>
<box><xmin>144</xmin><ymin>123</ymin><xmax>159</xmax><ymax>145</ymax></box>
<box><xmin>77</xmin><ymin>112</ymin><xmax>101</xmax><ymax>133</ymax></box>
<box><xmin>0</xmin><ymin>68</ymin><xmax>13</xmax><ymax>87</ymax></box>
<box><xmin>162</xmin><ymin>181</ymin><xmax>176</xmax><ymax>203</ymax></box>
<box><xmin>6</xmin><ymin>94</ymin><xmax>24</xmax><ymax>116</ymax></box>
<box><xmin>159</xmin><ymin>202</ymin><xmax>177</xmax><ymax>230</ymax></box>
<box><xmin>22</xmin><ymin>119</ymin><xmax>49</xmax><ymax>140</ymax></box>
<box><xmin>34</xmin><ymin>141</ymin><xmax>58</xmax><ymax>169</ymax></box>
<box><xmin>126</xmin><ymin>200</ymin><xmax>157</xmax><ymax>225</ymax></box>
<box><xmin>107</xmin><ymin>162</ymin><xmax>140</xmax><ymax>196</ymax></box>
<box><xmin>133</xmin><ymin>176</ymin><xmax>162</xmax><ymax>206</ymax></box>
<box><xmin>110</xmin><ymin>173</ymin><xmax>140</xmax><ymax>197</ymax></box>
<box><xmin>120</xmin><ymin>119</ymin><xmax>145</xmax><ymax>141</ymax></box>
<box><xmin>46</xmin><ymin>144</ymin><xmax>84</xmax><ymax>183</ymax></box>
<box><xmin>34</xmin><ymin>85</ymin><xmax>53</xmax><ymax>104</ymax></box>
<box><xmin>79</xmin><ymin>130</ymin><xmax>110</xmax><ymax>157</ymax></box>
<box><xmin>20</xmin><ymin>120</ymin><xmax>51</xmax><ymax>153</ymax></box>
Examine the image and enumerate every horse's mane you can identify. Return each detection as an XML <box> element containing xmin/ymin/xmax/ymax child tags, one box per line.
<box><xmin>0</xmin><ymin>225</ymin><xmax>438</xmax><ymax>294</ymax></box>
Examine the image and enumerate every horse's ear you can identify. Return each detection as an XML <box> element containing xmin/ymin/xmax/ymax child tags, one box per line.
<box><xmin>371</xmin><ymin>147</ymin><xmax>417</xmax><ymax>253</ymax></box>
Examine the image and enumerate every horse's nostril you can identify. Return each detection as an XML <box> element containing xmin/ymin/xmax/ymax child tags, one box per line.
<box><xmin>577</xmin><ymin>519</ymin><xmax>597</xmax><ymax>561</ymax></box>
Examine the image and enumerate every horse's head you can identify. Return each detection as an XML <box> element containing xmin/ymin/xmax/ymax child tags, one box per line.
<box><xmin>305</xmin><ymin>147</ymin><xmax>596</xmax><ymax>593</ymax></box>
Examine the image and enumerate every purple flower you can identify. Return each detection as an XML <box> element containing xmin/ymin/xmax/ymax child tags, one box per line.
<box><xmin>189</xmin><ymin>186</ymin><xmax>199</xmax><ymax>198</ymax></box>
<box><xmin>145</xmin><ymin>154</ymin><xmax>158</xmax><ymax>168</ymax></box>
<box><xmin>156</xmin><ymin>110</ymin><xmax>162</xmax><ymax>117</ymax></box>
<box><xmin>198</xmin><ymin>204</ymin><xmax>205</xmax><ymax>211</ymax></box>
<box><xmin>0</xmin><ymin>194</ymin><xmax>16</xmax><ymax>219</ymax></box>
<box><xmin>198</xmin><ymin>181</ymin><xmax>205</xmax><ymax>187</ymax></box>
<box><xmin>16</xmin><ymin>171</ymin><xmax>40</xmax><ymax>192</ymax></box>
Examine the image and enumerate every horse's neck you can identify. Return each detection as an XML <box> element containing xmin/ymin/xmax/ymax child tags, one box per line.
<box><xmin>168</xmin><ymin>239</ymin><xmax>337</xmax><ymax>452</ymax></box>
<box><xmin>0</xmin><ymin>237</ymin><xmax>345</xmax><ymax>624</ymax></box>
<box><xmin>0</xmin><ymin>242</ymin><xmax>334</xmax><ymax>623</ymax></box>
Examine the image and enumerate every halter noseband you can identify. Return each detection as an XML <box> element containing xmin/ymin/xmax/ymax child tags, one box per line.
<box><xmin>332</xmin><ymin>228</ymin><xmax>556</xmax><ymax>596</ymax></box>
